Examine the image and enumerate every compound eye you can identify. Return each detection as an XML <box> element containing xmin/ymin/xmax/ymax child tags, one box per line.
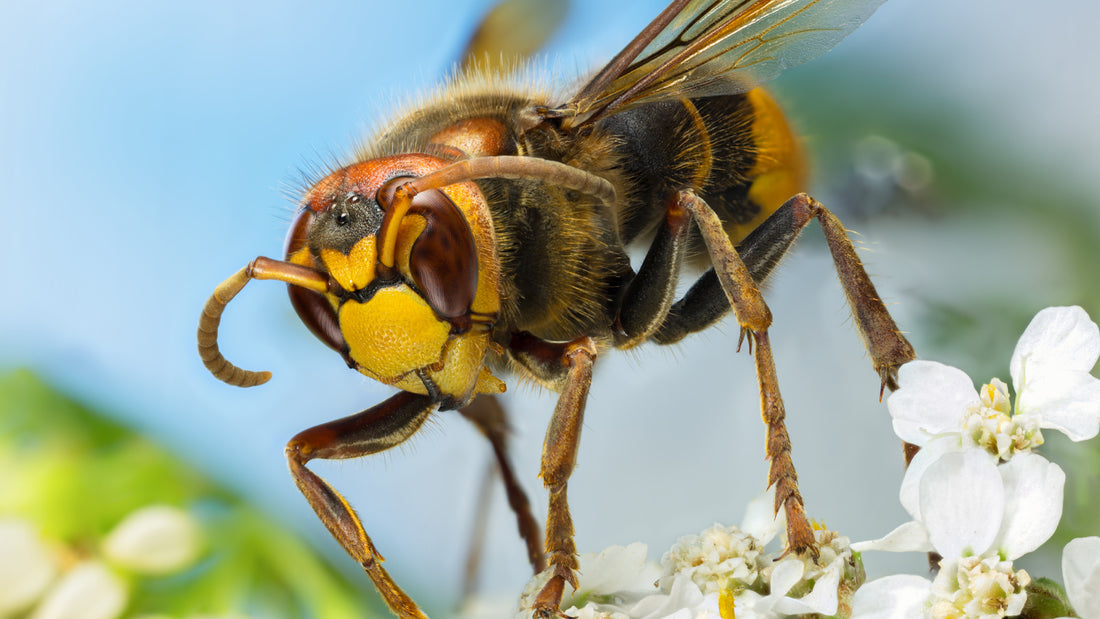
<box><xmin>406</xmin><ymin>189</ymin><xmax>479</xmax><ymax>321</ymax></box>
<box><xmin>281</xmin><ymin>207</ymin><xmax>348</xmax><ymax>356</ymax></box>
<box><xmin>284</xmin><ymin>208</ymin><xmax>315</xmax><ymax>259</ymax></box>
<box><xmin>373</xmin><ymin>175</ymin><xmax>478</xmax><ymax>322</ymax></box>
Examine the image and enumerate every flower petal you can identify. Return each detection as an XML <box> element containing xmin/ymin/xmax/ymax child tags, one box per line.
<box><xmin>740</xmin><ymin>490</ymin><xmax>782</xmax><ymax>544</ymax></box>
<box><xmin>1062</xmin><ymin>537</ymin><xmax>1100</xmax><ymax>618</ymax></box>
<box><xmin>898</xmin><ymin>436</ymin><xmax>966</xmax><ymax>520</ymax></box>
<box><xmin>0</xmin><ymin>520</ymin><xmax>58</xmax><ymax>615</ymax></box>
<box><xmin>772</xmin><ymin>556</ymin><xmax>841</xmax><ymax>616</ymax></box>
<box><xmin>919</xmin><ymin>449</ymin><xmax>1003</xmax><ymax>558</ymax></box>
<box><xmin>1016</xmin><ymin>369</ymin><xmax>1100</xmax><ymax>441</ymax></box>
<box><xmin>30</xmin><ymin>561</ymin><xmax>128</xmax><ymax>619</ymax></box>
<box><xmin>768</xmin><ymin>558</ymin><xmax>805</xmax><ymax>597</ymax></box>
<box><xmin>1010</xmin><ymin>306</ymin><xmax>1100</xmax><ymax>386</ymax></box>
<box><xmin>852</xmin><ymin>520</ymin><xmax>931</xmax><ymax>554</ymax></box>
<box><xmin>102</xmin><ymin>505</ymin><xmax>202</xmax><ymax>575</ymax></box>
<box><xmin>575</xmin><ymin>543</ymin><xmax>658</xmax><ymax>596</ymax></box>
<box><xmin>744</xmin><ymin>562</ymin><xmax>808</xmax><ymax>619</ymax></box>
<box><xmin>851</xmin><ymin>575</ymin><xmax>930</xmax><ymax>619</ymax></box>
<box><xmin>995</xmin><ymin>453</ymin><xmax>1064</xmax><ymax>559</ymax></box>
<box><xmin>732</xmin><ymin>590</ymin><xmax>769</xmax><ymax>619</ymax></box>
<box><xmin>625</xmin><ymin>573</ymin><xmax>703</xmax><ymax>619</ymax></box>
<box><xmin>888</xmin><ymin>361</ymin><xmax>978</xmax><ymax>446</ymax></box>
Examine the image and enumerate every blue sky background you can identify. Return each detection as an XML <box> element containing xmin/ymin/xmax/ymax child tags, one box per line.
<box><xmin>3</xmin><ymin>0</ymin><xmax>1099</xmax><ymax>613</ymax></box>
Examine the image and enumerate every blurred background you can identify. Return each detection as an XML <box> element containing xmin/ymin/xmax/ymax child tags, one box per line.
<box><xmin>2</xmin><ymin>0</ymin><xmax>1099</xmax><ymax>616</ymax></box>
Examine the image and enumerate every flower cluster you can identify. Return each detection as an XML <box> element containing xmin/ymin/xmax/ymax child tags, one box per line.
<box><xmin>853</xmin><ymin>306</ymin><xmax>1100</xmax><ymax>618</ymax></box>
<box><xmin>0</xmin><ymin>504</ymin><xmax>226</xmax><ymax>619</ymax></box>
<box><xmin>505</xmin><ymin>306</ymin><xmax>1100</xmax><ymax>619</ymax></box>
<box><xmin>514</xmin><ymin>493</ymin><xmax>865</xmax><ymax>619</ymax></box>
<box><xmin>1</xmin><ymin>370</ymin><xmax>375</xmax><ymax>619</ymax></box>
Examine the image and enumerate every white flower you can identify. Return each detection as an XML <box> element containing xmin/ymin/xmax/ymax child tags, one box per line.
<box><xmin>102</xmin><ymin>505</ymin><xmax>203</xmax><ymax>575</ymax></box>
<box><xmin>887</xmin><ymin>306</ymin><xmax>1100</xmax><ymax>521</ymax></box>
<box><xmin>658</xmin><ymin>489</ymin><xmax>784</xmax><ymax>595</ymax></box>
<box><xmin>848</xmin><ymin>574</ymin><xmax>930</xmax><ymax>619</ymax></box>
<box><xmin>853</xmin><ymin>558</ymin><xmax>1030</xmax><ymax>619</ymax></box>
<box><xmin>555</xmin><ymin>568</ymin><xmax>721</xmax><ymax>619</ymax></box>
<box><xmin>852</xmin><ymin>450</ymin><xmax>1065</xmax><ymax>618</ymax></box>
<box><xmin>734</xmin><ymin>548</ymin><xmax>848</xmax><ymax>618</ymax></box>
<box><xmin>131</xmin><ymin>615</ymin><xmax>259</xmax><ymax>619</ymax></box>
<box><xmin>579</xmin><ymin>542</ymin><xmax>663</xmax><ymax>600</ymax></box>
<box><xmin>29</xmin><ymin>561</ymin><xmax>128</xmax><ymax>619</ymax></box>
<box><xmin>652</xmin><ymin>492</ymin><xmax>856</xmax><ymax>618</ymax></box>
<box><xmin>515</xmin><ymin>544</ymin><xmax>661</xmax><ymax>619</ymax></box>
<box><xmin>0</xmin><ymin>519</ymin><xmax>59</xmax><ymax>615</ymax></box>
<box><xmin>926</xmin><ymin>555</ymin><xmax>1029</xmax><ymax>618</ymax></box>
<box><xmin>613</xmin><ymin>574</ymin><xmax>716</xmax><ymax>619</ymax></box>
<box><xmin>660</xmin><ymin>523</ymin><xmax>764</xmax><ymax>596</ymax></box>
<box><xmin>888</xmin><ymin>306</ymin><xmax>1100</xmax><ymax>457</ymax></box>
<box><xmin>856</xmin><ymin>450</ymin><xmax>1064</xmax><ymax>559</ymax></box>
<box><xmin>1061</xmin><ymin>537</ymin><xmax>1100</xmax><ymax>618</ymax></box>
<box><xmin>517</xmin><ymin>492</ymin><xmax>857</xmax><ymax>619</ymax></box>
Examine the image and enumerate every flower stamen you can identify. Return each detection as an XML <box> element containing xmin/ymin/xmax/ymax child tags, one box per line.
<box><xmin>961</xmin><ymin>378</ymin><xmax>1044</xmax><ymax>459</ymax></box>
<box><xmin>928</xmin><ymin>556</ymin><xmax>1030</xmax><ymax>619</ymax></box>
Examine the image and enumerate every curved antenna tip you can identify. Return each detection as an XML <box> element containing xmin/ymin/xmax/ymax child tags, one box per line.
<box><xmin>197</xmin><ymin>266</ymin><xmax>274</xmax><ymax>388</ymax></box>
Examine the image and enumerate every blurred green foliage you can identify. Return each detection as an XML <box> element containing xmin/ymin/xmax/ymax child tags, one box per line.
<box><xmin>0</xmin><ymin>370</ymin><xmax>380</xmax><ymax>619</ymax></box>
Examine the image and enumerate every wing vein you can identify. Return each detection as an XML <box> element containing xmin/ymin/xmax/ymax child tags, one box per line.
<box><xmin>562</xmin><ymin>0</ymin><xmax>886</xmax><ymax>128</ymax></box>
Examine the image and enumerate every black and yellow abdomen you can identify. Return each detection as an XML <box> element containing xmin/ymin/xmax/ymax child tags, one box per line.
<box><xmin>600</xmin><ymin>88</ymin><xmax>807</xmax><ymax>249</ymax></box>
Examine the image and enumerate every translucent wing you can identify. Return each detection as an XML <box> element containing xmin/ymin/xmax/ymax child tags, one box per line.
<box><xmin>460</xmin><ymin>0</ymin><xmax>570</xmax><ymax>73</ymax></box>
<box><xmin>562</xmin><ymin>0</ymin><xmax>885</xmax><ymax>127</ymax></box>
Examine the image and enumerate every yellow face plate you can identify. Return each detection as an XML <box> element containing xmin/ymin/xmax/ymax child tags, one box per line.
<box><xmin>339</xmin><ymin>285</ymin><xmax>451</xmax><ymax>381</ymax></box>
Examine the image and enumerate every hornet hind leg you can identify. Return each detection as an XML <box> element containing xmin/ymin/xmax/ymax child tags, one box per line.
<box><xmin>615</xmin><ymin>189</ymin><xmax>914</xmax><ymax>556</ymax></box>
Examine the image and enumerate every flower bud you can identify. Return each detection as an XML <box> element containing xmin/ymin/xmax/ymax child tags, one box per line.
<box><xmin>30</xmin><ymin>561</ymin><xmax>127</xmax><ymax>619</ymax></box>
<box><xmin>0</xmin><ymin>519</ymin><xmax>59</xmax><ymax>615</ymax></box>
<box><xmin>102</xmin><ymin>505</ymin><xmax>202</xmax><ymax>575</ymax></box>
